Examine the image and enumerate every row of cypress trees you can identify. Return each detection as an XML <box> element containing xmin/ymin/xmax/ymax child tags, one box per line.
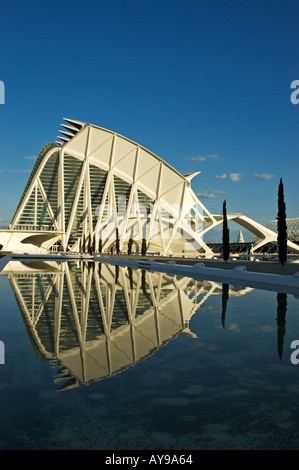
<box><xmin>79</xmin><ymin>230</ymin><xmax>148</xmax><ymax>256</ymax></box>
<box><xmin>222</xmin><ymin>178</ymin><xmax>288</xmax><ymax>265</ymax></box>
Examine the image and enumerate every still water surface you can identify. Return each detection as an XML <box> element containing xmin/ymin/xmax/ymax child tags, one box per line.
<box><xmin>0</xmin><ymin>260</ymin><xmax>299</xmax><ymax>450</ymax></box>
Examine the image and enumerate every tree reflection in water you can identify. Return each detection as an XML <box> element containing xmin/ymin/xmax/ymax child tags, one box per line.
<box><xmin>276</xmin><ymin>292</ymin><xmax>287</xmax><ymax>360</ymax></box>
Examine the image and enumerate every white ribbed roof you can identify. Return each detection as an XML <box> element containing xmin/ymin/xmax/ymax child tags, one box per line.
<box><xmin>59</xmin><ymin>118</ymin><xmax>207</xmax><ymax>219</ymax></box>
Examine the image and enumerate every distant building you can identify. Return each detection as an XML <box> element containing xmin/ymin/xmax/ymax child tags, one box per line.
<box><xmin>267</xmin><ymin>219</ymin><xmax>299</xmax><ymax>244</ymax></box>
<box><xmin>237</xmin><ymin>230</ymin><xmax>245</xmax><ymax>243</ymax></box>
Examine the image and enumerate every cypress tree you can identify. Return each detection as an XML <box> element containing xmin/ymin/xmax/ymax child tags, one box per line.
<box><xmin>221</xmin><ymin>283</ymin><xmax>229</xmax><ymax>329</ymax></box>
<box><xmin>276</xmin><ymin>292</ymin><xmax>287</xmax><ymax>359</ymax></box>
<box><xmin>222</xmin><ymin>199</ymin><xmax>230</xmax><ymax>262</ymax></box>
<box><xmin>128</xmin><ymin>267</ymin><xmax>133</xmax><ymax>289</ymax></box>
<box><xmin>92</xmin><ymin>233</ymin><xmax>96</xmax><ymax>253</ymax></box>
<box><xmin>141</xmin><ymin>238</ymin><xmax>147</xmax><ymax>256</ymax></box>
<box><xmin>88</xmin><ymin>233</ymin><xmax>92</xmax><ymax>254</ymax></box>
<box><xmin>115</xmin><ymin>264</ymin><xmax>119</xmax><ymax>283</ymax></box>
<box><xmin>142</xmin><ymin>269</ymin><xmax>147</xmax><ymax>295</ymax></box>
<box><xmin>115</xmin><ymin>228</ymin><xmax>120</xmax><ymax>254</ymax></box>
<box><xmin>128</xmin><ymin>238</ymin><xmax>133</xmax><ymax>255</ymax></box>
<box><xmin>277</xmin><ymin>178</ymin><xmax>287</xmax><ymax>266</ymax></box>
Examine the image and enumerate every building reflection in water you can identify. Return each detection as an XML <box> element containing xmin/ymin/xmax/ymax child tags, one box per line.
<box><xmin>4</xmin><ymin>260</ymin><xmax>254</xmax><ymax>390</ymax></box>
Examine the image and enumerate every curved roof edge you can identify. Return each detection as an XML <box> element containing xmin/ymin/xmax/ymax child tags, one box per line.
<box><xmin>57</xmin><ymin>117</ymin><xmax>194</xmax><ymax>184</ymax></box>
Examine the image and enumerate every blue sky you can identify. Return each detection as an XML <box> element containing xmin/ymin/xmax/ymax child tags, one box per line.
<box><xmin>0</xmin><ymin>0</ymin><xmax>298</xmax><ymax>240</ymax></box>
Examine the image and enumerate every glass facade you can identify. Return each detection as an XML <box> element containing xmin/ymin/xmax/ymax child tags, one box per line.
<box><xmin>39</xmin><ymin>151</ymin><xmax>59</xmax><ymax>221</ymax></box>
<box><xmin>12</xmin><ymin>142</ymin><xmax>57</xmax><ymax>225</ymax></box>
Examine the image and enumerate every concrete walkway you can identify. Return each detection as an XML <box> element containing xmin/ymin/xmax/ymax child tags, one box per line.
<box><xmin>161</xmin><ymin>258</ymin><xmax>299</xmax><ymax>276</ymax></box>
<box><xmin>1</xmin><ymin>252</ymin><xmax>299</xmax><ymax>276</ymax></box>
<box><xmin>101</xmin><ymin>255</ymin><xmax>299</xmax><ymax>276</ymax></box>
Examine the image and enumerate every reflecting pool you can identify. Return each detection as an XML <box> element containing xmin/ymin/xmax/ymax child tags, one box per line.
<box><xmin>0</xmin><ymin>259</ymin><xmax>299</xmax><ymax>450</ymax></box>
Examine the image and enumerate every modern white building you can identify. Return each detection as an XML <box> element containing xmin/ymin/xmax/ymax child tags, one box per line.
<box><xmin>1</xmin><ymin>118</ymin><xmax>298</xmax><ymax>255</ymax></box>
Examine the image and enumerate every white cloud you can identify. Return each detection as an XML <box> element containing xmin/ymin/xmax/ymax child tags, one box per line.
<box><xmin>23</xmin><ymin>155</ymin><xmax>37</xmax><ymax>160</ymax></box>
<box><xmin>0</xmin><ymin>169</ymin><xmax>31</xmax><ymax>173</ymax></box>
<box><xmin>195</xmin><ymin>190</ymin><xmax>226</xmax><ymax>199</ymax></box>
<box><xmin>188</xmin><ymin>156</ymin><xmax>206</xmax><ymax>162</ymax></box>
<box><xmin>188</xmin><ymin>154</ymin><xmax>219</xmax><ymax>162</ymax></box>
<box><xmin>253</xmin><ymin>173</ymin><xmax>275</xmax><ymax>180</ymax></box>
<box><xmin>214</xmin><ymin>173</ymin><xmax>242</xmax><ymax>182</ymax></box>
<box><xmin>214</xmin><ymin>173</ymin><xmax>228</xmax><ymax>179</ymax></box>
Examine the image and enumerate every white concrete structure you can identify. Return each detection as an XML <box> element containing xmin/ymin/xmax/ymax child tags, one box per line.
<box><xmin>1</xmin><ymin>118</ymin><xmax>298</xmax><ymax>255</ymax></box>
